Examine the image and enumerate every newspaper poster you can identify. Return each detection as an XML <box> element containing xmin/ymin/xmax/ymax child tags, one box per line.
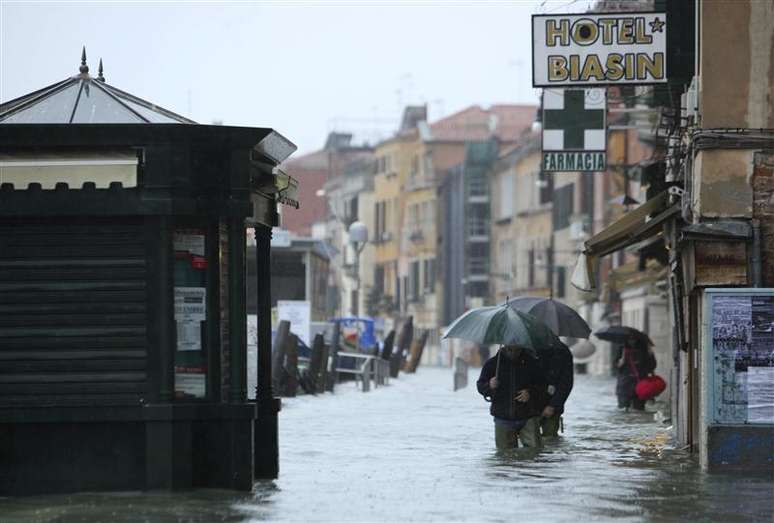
<box><xmin>277</xmin><ymin>300</ymin><xmax>311</xmax><ymax>346</ymax></box>
<box><xmin>173</xmin><ymin>230</ymin><xmax>205</xmax><ymax>256</ymax></box>
<box><xmin>175</xmin><ymin>287</ymin><xmax>206</xmax><ymax>351</ymax></box>
<box><xmin>175</xmin><ymin>365</ymin><xmax>206</xmax><ymax>398</ymax></box>
<box><xmin>747</xmin><ymin>367</ymin><xmax>774</xmax><ymax>424</ymax></box>
<box><xmin>712</xmin><ymin>294</ymin><xmax>774</xmax><ymax>424</ymax></box>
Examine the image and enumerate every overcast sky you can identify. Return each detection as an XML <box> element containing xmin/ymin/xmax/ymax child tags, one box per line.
<box><xmin>1</xmin><ymin>1</ymin><xmax>593</xmax><ymax>155</ymax></box>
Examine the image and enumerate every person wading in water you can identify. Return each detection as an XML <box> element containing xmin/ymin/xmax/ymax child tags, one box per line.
<box><xmin>477</xmin><ymin>344</ymin><xmax>547</xmax><ymax>450</ymax></box>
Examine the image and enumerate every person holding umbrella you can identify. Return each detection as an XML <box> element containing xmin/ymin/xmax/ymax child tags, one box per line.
<box><xmin>477</xmin><ymin>344</ymin><xmax>547</xmax><ymax>450</ymax></box>
<box><xmin>507</xmin><ymin>297</ymin><xmax>589</xmax><ymax>438</ymax></box>
<box><xmin>615</xmin><ymin>334</ymin><xmax>656</xmax><ymax>411</ymax></box>
<box><xmin>442</xmin><ymin>304</ymin><xmax>556</xmax><ymax>450</ymax></box>
<box><xmin>594</xmin><ymin>326</ymin><xmax>658</xmax><ymax>411</ymax></box>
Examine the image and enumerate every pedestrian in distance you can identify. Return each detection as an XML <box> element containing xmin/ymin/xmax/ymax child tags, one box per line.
<box><xmin>615</xmin><ymin>335</ymin><xmax>656</xmax><ymax>411</ymax></box>
<box><xmin>539</xmin><ymin>340</ymin><xmax>574</xmax><ymax>438</ymax></box>
<box><xmin>477</xmin><ymin>344</ymin><xmax>548</xmax><ymax>450</ymax></box>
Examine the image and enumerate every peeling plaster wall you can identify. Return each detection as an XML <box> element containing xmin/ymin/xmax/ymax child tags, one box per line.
<box><xmin>699</xmin><ymin>0</ymin><xmax>774</xmax><ymax>128</ymax></box>
<box><xmin>693</xmin><ymin>149</ymin><xmax>755</xmax><ymax>218</ymax></box>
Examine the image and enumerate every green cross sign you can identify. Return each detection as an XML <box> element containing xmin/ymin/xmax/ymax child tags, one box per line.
<box><xmin>543</xmin><ymin>90</ymin><xmax>605</xmax><ymax>150</ymax></box>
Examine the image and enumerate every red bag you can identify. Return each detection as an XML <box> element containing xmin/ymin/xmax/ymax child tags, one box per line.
<box><xmin>635</xmin><ymin>375</ymin><xmax>666</xmax><ymax>401</ymax></box>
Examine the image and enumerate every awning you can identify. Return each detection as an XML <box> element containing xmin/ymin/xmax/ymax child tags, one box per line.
<box><xmin>571</xmin><ymin>191</ymin><xmax>679</xmax><ymax>291</ymax></box>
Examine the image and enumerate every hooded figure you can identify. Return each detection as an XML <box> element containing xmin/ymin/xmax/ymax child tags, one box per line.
<box><xmin>538</xmin><ymin>341</ymin><xmax>574</xmax><ymax>437</ymax></box>
<box><xmin>615</xmin><ymin>336</ymin><xmax>656</xmax><ymax>410</ymax></box>
<box><xmin>477</xmin><ymin>345</ymin><xmax>547</xmax><ymax>450</ymax></box>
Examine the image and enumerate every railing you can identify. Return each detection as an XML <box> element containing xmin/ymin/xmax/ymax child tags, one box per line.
<box><xmin>334</xmin><ymin>352</ymin><xmax>390</xmax><ymax>392</ymax></box>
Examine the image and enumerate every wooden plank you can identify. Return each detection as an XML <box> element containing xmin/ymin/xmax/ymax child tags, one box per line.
<box><xmin>693</xmin><ymin>241</ymin><xmax>748</xmax><ymax>287</ymax></box>
<box><xmin>380</xmin><ymin>330</ymin><xmax>396</xmax><ymax>361</ymax></box>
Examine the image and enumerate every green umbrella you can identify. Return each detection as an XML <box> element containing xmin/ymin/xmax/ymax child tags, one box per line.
<box><xmin>442</xmin><ymin>304</ymin><xmax>559</xmax><ymax>355</ymax></box>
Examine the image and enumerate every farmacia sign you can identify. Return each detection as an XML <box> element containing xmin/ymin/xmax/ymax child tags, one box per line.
<box><xmin>532</xmin><ymin>12</ymin><xmax>667</xmax><ymax>87</ymax></box>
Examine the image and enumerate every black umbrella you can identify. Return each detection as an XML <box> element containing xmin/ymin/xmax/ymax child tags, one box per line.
<box><xmin>507</xmin><ymin>296</ymin><xmax>591</xmax><ymax>339</ymax></box>
<box><xmin>594</xmin><ymin>325</ymin><xmax>653</xmax><ymax>346</ymax></box>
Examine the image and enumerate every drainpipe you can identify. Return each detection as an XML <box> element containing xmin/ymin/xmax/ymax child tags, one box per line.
<box><xmin>751</xmin><ymin>219</ymin><xmax>762</xmax><ymax>287</ymax></box>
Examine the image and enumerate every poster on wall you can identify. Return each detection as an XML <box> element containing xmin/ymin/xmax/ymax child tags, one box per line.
<box><xmin>277</xmin><ymin>300</ymin><xmax>311</xmax><ymax>346</ymax></box>
<box><xmin>711</xmin><ymin>292</ymin><xmax>774</xmax><ymax>424</ymax></box>
<box><xmin>174</xmin><ymin>287</ymin><xmax>206</xmax><ymax>351</ymax></box>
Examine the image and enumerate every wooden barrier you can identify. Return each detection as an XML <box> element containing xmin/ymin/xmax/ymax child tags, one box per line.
<box><xmin>271</xmin><ymin>320</ymin><xmax>291</xmax><ymax>394</ymax></box>
<box><xmin>392</xmin><ymin>317</ymin><xmax>413</xmax><ymax>377</ymax></box>
<box><xmin>283</xmin><ymin>333</ymin><xmax>299</xmax><ymax>397</ymax></box>
<box><xmin>453</xmin><ymin>357</ymin><xmax>469</xmax><ymax>391</ymax></box>
<box><xmin>381</xmin><ymin>330</ymin><xmax>396</xmax><ymax>361</ymax></box>
<box><xmin>305</xmin><ymin>333</ymin><xmax>325</xmax><ymax>394</ymax></box>
<box><xmin>318</xmin><ymin>343</ymin><xmax>330</xmax><ymax>394</ymax></box>
<box><xmin>405</xmin><ymin>330</ymin><xmax>429</xmax><ymax>373</ymax></box>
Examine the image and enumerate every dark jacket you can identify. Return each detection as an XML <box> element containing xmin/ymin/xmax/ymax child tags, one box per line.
<box><xmin>615</xmin><ymin>343</ymin><xmax>657</xmax><ymax>401</ymax></box>
<box><xmin>477</xmin><ymin>349</ymin><xmax>547</xmax><ymax>421</ymax></box>
<box><xmin>540</xmin><ymin>342</ymin><xmax>574</xmax><ymax>414</ymax></box>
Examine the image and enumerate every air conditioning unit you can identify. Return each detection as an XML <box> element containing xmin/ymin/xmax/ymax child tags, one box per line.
<box><xmin>681</xmin><ymin>77</ymin><xmax>698</xmax><ymax>123</ymax></box>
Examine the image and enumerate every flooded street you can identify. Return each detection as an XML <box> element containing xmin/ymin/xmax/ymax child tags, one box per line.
<box><xmin>2</xmin><ymin>367</ymin><xmax>772</xmax><ymax>522</ymax></box>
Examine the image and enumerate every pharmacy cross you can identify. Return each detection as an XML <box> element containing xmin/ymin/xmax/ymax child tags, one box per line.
<box><xmin>543</xmin><ymin>90</ymin><xmax>605</xmax><ymax>150</ymax></box>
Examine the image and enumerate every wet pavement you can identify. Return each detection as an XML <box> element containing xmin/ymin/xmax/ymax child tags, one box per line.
<box><xmin>2</xmin><ymin>367</ymin><xmax>773</xmax><ymax>522</ymax></box>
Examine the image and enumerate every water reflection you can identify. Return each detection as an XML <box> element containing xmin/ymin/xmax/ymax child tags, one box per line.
<box><xmin>1</xmin><ymin>370</ymin><xmax>772</xmax><ymax>522</ymax></box>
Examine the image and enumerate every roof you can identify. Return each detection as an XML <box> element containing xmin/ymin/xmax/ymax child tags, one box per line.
<box><xmin>427</xmin><ymin>104</ymin><xmax>537</xmax><ymax>143</ymax></box>
<box><xmin>0</xmin><ymin>49</ymin><xmax>195</xmax><ymax>124</ymax></box>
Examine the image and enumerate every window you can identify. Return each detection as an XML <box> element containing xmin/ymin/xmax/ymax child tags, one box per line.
<box><xmin>498</xmin><ymin>239</ymin><xmax>513</xmax><ymax>275</ymax></box>
<box><xmin>528</xmin><ymin>249</ymin><xmax>535</xmax><ymax>288</ymax></box>
<box><xmin>410</xmin><ymin>261</ymin><xmax>420</xmax><ymax>302</ymax></box>
<box><xmin>553</xmin><ymin>184</ymin><xmax>575</xmax><ymax>230</ymax></box>
<box><xmin>374</xmin><ymin>201</ymin><xmax>388</xmax><ymax>242</ymax></box>
<box><xmin>499</xmin><ymin>173</ymin><xmax>514</xmax><ymax>219</ymax></box>
<box><xmin>423</xmin><ymin>258</ymin><xmax>436</xmax><ymax>292</ymax></box>
<box><xmin>555</xmin><ymin>266</ymin><xmax>566</xmax><ymax>298</ymax></box>
<box><xmin>374</xmin><ymin>265</ymin><xmax>385</xmax><ymax>293</ymax></box>
<box><xmin>539</xmin><ymin>170</ymin><xmax>554</xmax><ymax>204</ymax></box>
<box><xmin>580</xmin><ymin>173</ymin><xmax>594</xmax><ymax>216</ymax></box>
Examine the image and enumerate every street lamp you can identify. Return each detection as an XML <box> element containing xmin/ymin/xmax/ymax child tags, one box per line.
<box><xmin>348</xmin><ymin>221</ymin><xmax>368</xmax><ymax>316</ymax></box>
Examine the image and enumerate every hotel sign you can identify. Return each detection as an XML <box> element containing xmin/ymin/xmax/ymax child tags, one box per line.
<box><xmin>532</xmin><ymin>12</ymin><xmax>667</xmax><ymax>87</ymax></box>
<box><xmin>542</xmin><ymin>88</ymin><xmax>606</xmax><ymax>172</ymax></box>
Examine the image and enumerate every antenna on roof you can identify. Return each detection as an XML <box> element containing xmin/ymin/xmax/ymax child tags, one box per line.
<box><xmin>97</xmin><ymin>59</ymin><xmax>105</xmax><ymax>82</ymax></box>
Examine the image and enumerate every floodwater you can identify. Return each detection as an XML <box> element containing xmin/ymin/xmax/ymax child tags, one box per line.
<box><xmin>2</xmin><ymin>368</ymin><xmax>773</xmax><ymax>522</ymax></box>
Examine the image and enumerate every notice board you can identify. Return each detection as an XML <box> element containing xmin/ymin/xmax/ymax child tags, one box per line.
<box><xmin>705</xmin><ymin>289</ymin><xmax>774</xmax><ymax>425</ymax></box>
